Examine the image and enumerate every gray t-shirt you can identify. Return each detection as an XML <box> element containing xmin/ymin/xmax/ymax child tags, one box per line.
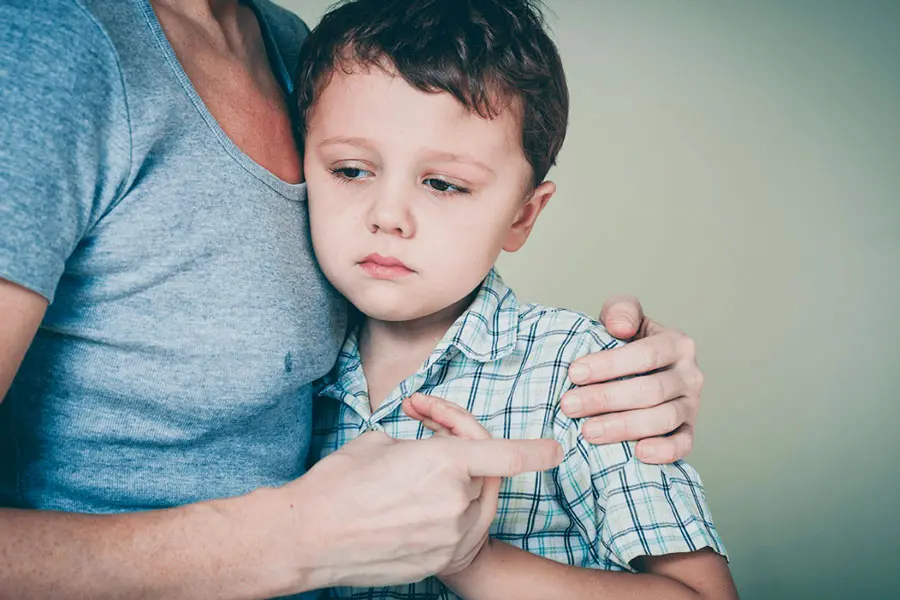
<box><xmin>0</xmin><ymin>0</ymin><xmax>346</xmax><ymax>519</ymax></box>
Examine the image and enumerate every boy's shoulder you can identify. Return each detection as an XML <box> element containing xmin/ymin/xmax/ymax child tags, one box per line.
<box><xmin>510</xmin><ymin>302</ymin><xmax>636</xmax><ymax>470</ymax></box>
<box><xmin>447</xmin><ymin>270</ymin><xmax>623</xmax><ymax>365</ymax></box>
<box><xmin>513</xmin><ymin>301</ymin><xmax>625</xmax><ymax>362</ymax></box>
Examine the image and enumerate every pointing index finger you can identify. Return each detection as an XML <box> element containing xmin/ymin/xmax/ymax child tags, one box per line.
<box><xmin>461</xmin><ymin>438</ymin><xmax>563</xmax><ymax>477</ymax></box>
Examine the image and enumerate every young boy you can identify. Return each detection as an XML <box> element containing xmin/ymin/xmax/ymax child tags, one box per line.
<box><xmin>300</xmin><ymin>0</ymin><xmax>737</xmax><ymax>598</ymax></box>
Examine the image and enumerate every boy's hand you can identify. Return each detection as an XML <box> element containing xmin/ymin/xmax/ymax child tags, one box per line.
<box><xmin>561</xmin><ymin>295</ymin><xmax>703</xmax><ymax>464</ymax></box>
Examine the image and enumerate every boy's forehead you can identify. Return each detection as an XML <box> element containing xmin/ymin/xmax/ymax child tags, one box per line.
<box><xmin>308</xmin><ymin>67</ymin><xmax>525</xmax><ymax>159</ymax></box>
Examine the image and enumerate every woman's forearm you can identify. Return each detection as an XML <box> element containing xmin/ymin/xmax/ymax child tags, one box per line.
<box><xmin>0</xmin><ymin>430</ymin><xmax>566</xmax><ymax>599</ymax></box>
<box><xmin>0</xmin><ymin>488</ymin><xmax>308</xmax><ymax>600</ymax></box>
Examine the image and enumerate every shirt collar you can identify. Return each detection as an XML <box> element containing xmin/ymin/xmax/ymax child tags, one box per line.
<box><xmin>442</xmin><ymin>267</ymin><xmax>519</xmax><ymax>363</ymax></box>
<box><xmin>317</xmin><ymin>268</ymin><xmax>520</xmax><ymax>404</ymax></box>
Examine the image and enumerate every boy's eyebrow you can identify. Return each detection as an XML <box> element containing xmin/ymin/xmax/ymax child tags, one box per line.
<box><xmin>425</xmin><ymin>150</ymin><xmax>496</xmax><ymax>176</ymax></box>
<box><xmin>317</xmin><ymin>137</ymin><xmax>497</xmax><ymax>176</ymax></box>
<box><xmin>318</xmin><ymin>136</ymin><xmax>376</xmax><ymax>151</ymax></box>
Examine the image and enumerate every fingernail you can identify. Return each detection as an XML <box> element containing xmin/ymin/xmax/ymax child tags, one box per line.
<box><xmin>585</xmin><ymin>421</ymin><xmax>605</xmax><ymax>440</ymax></box>
<box><xmin>563</xmin><ymin>395</ymin><xmax>583</xmax><ymax>415</ymax></box>
<box><xmin>609</xmin><ymin>318</ymin><xmax>636</xmax><ymax>335</ymax></box>
<box><xmin>640</xmin><ymin>445</ymin><xmax>655</xmax><ymax>460</ymax></box>
<box><xmin>569</xmin><ymin>363</ymin><xmax>590</xmax><ymax>384</ymax></box>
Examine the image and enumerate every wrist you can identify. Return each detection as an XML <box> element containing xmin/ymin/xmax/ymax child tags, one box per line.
<box><xmin>440</xmin><ymin>537</ymin><xmax>497</xmax><ymax>596</ymax></box>
<box><xmin>190</xmin><ymin>481</ymin><xmax>330</xmax><ymax>599</ymax></box>
<box><xmin>237</xmin><ymin>482</ymin><xmax>331</xmax><ymax>596</ymax></box>
<box><xmin>184</xmin><ymin>489</ymin><xmax>301</xmax><ymax>599</ymax></box>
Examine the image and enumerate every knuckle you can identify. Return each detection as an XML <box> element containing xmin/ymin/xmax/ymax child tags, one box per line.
<box><xmin>663</xmin><ymin>428</ymin><xmax>694</xmax><ymax>461</ymax></box>
<box><xmin>641</xmin><ymin>346</ymin><xmax>661</xmax><ymax>372</ymax></box>
<box><xmin>591</xmin><ymin>353</ymin><xmax>613</xmax><ymax>379</ymax></box>
<box><xmin>620</xmin><ymin>416</ymin><xmax>637</xmax><ymax>440</ymax></box>
<box><xmin>453</xmin><ymin>490</ymin><xmax>471</xmax><ymax>517</ymax></box>
<box><xmin>663</xmin><ymin>402</ymin><xmax>681</xmax><ymax>433</ymax></box>
<box><xmin>648</xmin><ymin>375</ymin><xmax>667</xmax><ymax>403</ymax></box>
<box><xmin>660</xmin><ymin>445</ymin><xmax>679</xmax><ymax>464</ymax></box>
<box><xmin>679</xmin><ymin>333</ymin><xmax>697</xmax><ymax>361</ymax></box>
<box><xmin>507</xmin><ymin>449</ymin><xmax>525</xmax><ymax>474</ymax></box>
<box><xmin>678</xmin><ymin>395</ymin><xmax>699</xmax><ymax>425</ymax></box>
<box><xmin>433</xmin><ymin>449</ymin><xmax>460</xmax><ymax>476</ymax></box>
<box><xmin>691</xmin><ymin>368</ymin><xmax>705</xmax><ymax>393</ymax></box>
<box><xmin>587</xmin><ymin>386</ymin><xmax>611</xmax><ymax>411</ymax></box>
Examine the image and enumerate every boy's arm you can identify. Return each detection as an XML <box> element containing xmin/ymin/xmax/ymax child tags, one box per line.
<box><xmin>407</xmin><ymin>324</ymin><xmax>736</xmax><ymax>600</ymax></box>
<box><xmin>442</xmin><ymin>539</ymin><xmax>737</xmax><ymax>600</ymax></box>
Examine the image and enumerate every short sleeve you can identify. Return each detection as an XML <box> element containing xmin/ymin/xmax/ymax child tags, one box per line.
<box><xmin>0</xmin><ymin>2</ymin><xmax>131</xmax><ymax>301</ymax></box>
<box><xmin>551</xmin><ymin>325</ymin><xmax>727</xmax><ymax>571</ymax></box>
<box><xmin>596</xmin><ymin>455</ymin><xmax>727</xmax><ymax>568</ymax></box>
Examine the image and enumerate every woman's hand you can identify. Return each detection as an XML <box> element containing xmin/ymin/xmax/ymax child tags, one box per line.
<box><xmin>561</xmin><ymin>295</ymin><xmax>704</xmax><ymax>464</ymax></box>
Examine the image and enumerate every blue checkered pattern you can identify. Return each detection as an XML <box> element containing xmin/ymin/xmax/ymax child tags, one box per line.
<box><xmin>312</xmin><ymin>269</ymin><xmax>727</xmax><ymax>599</ymax></box>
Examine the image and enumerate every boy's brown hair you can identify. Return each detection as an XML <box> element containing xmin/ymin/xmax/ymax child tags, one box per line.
<box><xmin>296</xmin><ymin>0</ymin><xmax>569</xmax><ymax>187</ymax></box>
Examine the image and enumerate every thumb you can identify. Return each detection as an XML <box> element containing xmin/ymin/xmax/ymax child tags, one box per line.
<box><xmin>600</xmin><ymin>294</ymin><xmax>643</xmax><ymax>339</ymax></box>
<box><xmin>479</xmin><ymin>475</ymin><xmax>502</xmax><ymax>516</ymax></box>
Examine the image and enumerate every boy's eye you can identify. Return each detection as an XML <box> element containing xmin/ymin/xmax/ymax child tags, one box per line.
<box><xmin>330</xmin><ymin>166</ymin><xmax>372</xmax><ymax>180</ymax></box>
<box><xmin>424</xmin><ymin>178</ymin><xmax>469</xmax><ymax>194</ymax></box>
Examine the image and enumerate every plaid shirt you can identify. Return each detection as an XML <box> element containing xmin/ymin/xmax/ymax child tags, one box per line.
<box><xmin>312</xmin><ymin>269</ymin><xmax>726</xmax><ymax>600</ymax></box>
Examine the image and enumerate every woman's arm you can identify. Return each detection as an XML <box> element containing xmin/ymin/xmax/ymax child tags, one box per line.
<box><xmin>1</xmin><ymin>302</ymin><xmax>560</xmax><ymax>600</ymax></box>
<box><xmin>0</xmin><ymin>427</ymin><xmax>561</xmax><ymax>599</ymax></box>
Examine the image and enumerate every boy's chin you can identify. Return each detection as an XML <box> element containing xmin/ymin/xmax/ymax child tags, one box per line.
<box><xmin>357</xmin><ymin>306</ymin><xmax>429</xmax><ymax>323</ymax></box>
<box><xmin>348</xmin><ymin>296</ymin><xmax>430</xmax><ymax>323</ymax></box>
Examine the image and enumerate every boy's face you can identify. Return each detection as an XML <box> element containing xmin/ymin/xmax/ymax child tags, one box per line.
<box><xmin>304</xmin><ymin>66</ymin><xmax>554</xmax><ymax>322</ymax></box>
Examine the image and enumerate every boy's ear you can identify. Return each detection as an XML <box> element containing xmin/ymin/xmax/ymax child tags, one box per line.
<box><xmin>503</xmin><ymin>180</ymin><xmax>556</xmax><ymax>252</ymax></box>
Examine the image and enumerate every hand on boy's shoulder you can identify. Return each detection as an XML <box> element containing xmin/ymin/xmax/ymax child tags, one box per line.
<box><xmin>555</xmin><ymin>295</ymin><xmax>704</xmax><ymax>464</ymax></box>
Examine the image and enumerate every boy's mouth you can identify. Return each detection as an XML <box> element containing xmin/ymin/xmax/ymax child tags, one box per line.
<box><xmin>358</xmin><ymin>253</ymin><xmax>415</xmax><ymax>279</ymax></box>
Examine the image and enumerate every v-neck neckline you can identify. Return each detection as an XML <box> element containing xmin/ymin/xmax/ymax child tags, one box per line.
<box><xmin>139</xmin><ymin>0</ymin><xmax>307</xmax><ymax>201</ymax></box>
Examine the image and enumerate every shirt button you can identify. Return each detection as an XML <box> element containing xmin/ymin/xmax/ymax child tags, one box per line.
<box><xmin>367</xmin><ymin>422</ymin><xmax>384</xmax><ymax>433</ymax></box>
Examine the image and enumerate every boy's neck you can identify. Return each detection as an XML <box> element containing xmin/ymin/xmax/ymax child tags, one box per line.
<box><xmin>359</xmin><ymin>293</ymin><xmax>475</xmax><ymax>411</ymax></box>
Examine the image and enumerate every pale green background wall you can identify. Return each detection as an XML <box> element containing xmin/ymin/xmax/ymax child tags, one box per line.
<box><xmin>278</xmin><ymin>1</ymin><xmax>900</xmax><ymax>598</ymax></box>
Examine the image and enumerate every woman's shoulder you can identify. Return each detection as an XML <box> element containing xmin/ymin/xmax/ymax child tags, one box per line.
<box><xmin>249</xmin><ymin>0</ymin><xmax>312</xmax><ymax>79</ymax></box>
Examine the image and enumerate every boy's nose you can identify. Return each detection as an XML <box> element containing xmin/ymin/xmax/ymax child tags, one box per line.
<box><xmin>365</xmin><ymin>193</ymin><xmax>415</xmax><ymax>238</ymax></box>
